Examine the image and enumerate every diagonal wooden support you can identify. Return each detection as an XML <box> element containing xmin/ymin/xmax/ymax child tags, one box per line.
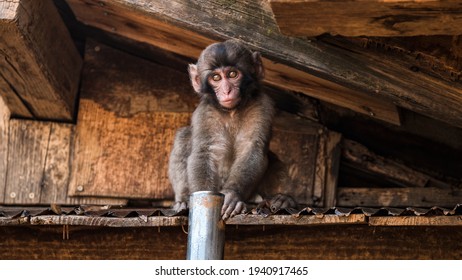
<box><xmin>0</xmin><ymin>0</ymin><xmax>82</xmax><ymax>121</ymax></box>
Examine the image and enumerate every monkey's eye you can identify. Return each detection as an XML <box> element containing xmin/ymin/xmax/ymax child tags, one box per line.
<box><xmin>211</xmin><ymin>74</ymin><xmax>222</xmax><ymax>81</ymax></box>
<box><xmin>228</xmin><ymin>71</ymin><xmax>238</xmax><ymax>78</ymax></box>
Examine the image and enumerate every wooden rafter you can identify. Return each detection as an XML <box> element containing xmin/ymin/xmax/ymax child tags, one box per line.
<box><xmin>270</xmin><ymin>0</ymin><xmax>462</xmax><ymax>37</ymax></box>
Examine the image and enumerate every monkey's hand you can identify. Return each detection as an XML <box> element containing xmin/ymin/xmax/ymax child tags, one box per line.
<box><xmin>172</xmin><ymin>201</ymin><xmax>188</xmax><ymax>213</ymax></box>
<box><xmin>221</xmin><ymin>190</ymin><xmax>247</xmax><ymax>220</ymax></box>
<box><xmin>268</xmin><ymin>193</ymin><xmax>297</xmax><ymax>213</ymax></box>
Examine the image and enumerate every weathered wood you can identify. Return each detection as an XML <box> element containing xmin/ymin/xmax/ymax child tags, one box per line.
<box><xmin>0</xmin><ymin>97</ymin><xmax>9</xmax><ymax>202</ymax></box>
<box><xmin>0</xmin><ymin>77</ymin><xmax>33</xmax><ymax>118</ymax></box>
<box><xmin>270</xmin><ymin>115</ymin><xmax>320</xmax><ymax>206</ymax></box>
<box><xmin>342</xmin><ymin>139</ymin><xmax>434</xmax><ymax>188</ymax></box>
<box><xmin>310</xmin><ymin>129</ymin><xmax>342</xmax><ymax>207</ymax></box>
<box><xmin>324</xmin><ymin>131</ymin><xmax>342</xmax><ymax>207</ymax></box>
<box><xmin>30</xmin><ymin>215</ymin><xmax>188</xmax><ymax>227</ymax></box>
<box><xmin>270</xmin><ymin>0</ymin><xmax>462</xmax><ymax>37</ymax></box>
<box><xmin>3</xmin><ymin>119</ymin><xmax>127</xmax><ymax>205</ymax></box>
<box><xmin>269</xmin><ymin>114</ymin><xmax>342</xmax><ymax>207</ymax></box>
<box><xmin>0</xmin><ymin>0</ymin><xmax>82</xmax><ymax>121</ymax></box>
<box><xmin>68</xmin><ymin>41</ymin><xmax>193</xmax><ymax>199</ymax></box>
<box><xmin>5</xmin><ymin>119</ymin><xmax>51</xmax><ymax>204</ymax></box>
<box><xmin>24</xmin><ymin>214</ymin><xmax>366</xmax><ymax>227</ymax></box>
<box><xmin>39</xmin><ymin>123</ymin><xmax>74</xmax><ymax>204</ymax></box>
<box><xmin>65</xmin><ymin>0</ymin><xmax>400</xmax><ymax>125</ymax></box>
<box><xmin>226</xmin><ymin>214</ymin><xmax>366</xmax><ymax>225</ymax></box>
<box><xmin>369</xmin><ymin>216</ymin><xmax>462</xmax><ymax>226</ymax></box>
<box><xmin>1</xmin><ymin>225</ymin><xmax>462</xmax><ymax>259</ymax></box>
<box><xmin>337</xmin><ymin>187</ymin><xmax>462</xmax><ymax>208</ymax></box>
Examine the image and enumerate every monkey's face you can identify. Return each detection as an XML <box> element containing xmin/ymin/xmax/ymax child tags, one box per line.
<box><xmin>207</xmin><ymin>66</ymin><xmax>242</xmax><ymax>109</ymax></box>
<box><xmin>189</xmin><ymin>40</ymin><xmax>264</xmax><ymax>110</ymax></box>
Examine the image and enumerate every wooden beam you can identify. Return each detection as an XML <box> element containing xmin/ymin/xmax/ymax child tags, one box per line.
<box><xmin>1</xmin><ymin>225</ymin><xmax>462</xmax><ymax>259</ymax></box>
<box><xmin>337</xmin><ymin>187</ymin><xmax>462</xmax><ymax>208</ymax></box>
<box><xmin>270</xmin><ymin>0</ymin><xmax>462</xmax><ymax>37</ymax></box>
<box><xmin>369</xmin><ymin>216</ymin><xmax>462</xmax><ymax>226</ymax></box>
<box><xmin>27</xmin><ymin>214</ymin><xmax>366</xmax><ymax>227</ymax></box>
<box><xmin>0</xmin><ymin>0</ymin><xmax>82</xmax><ymax>121</ymax></box>
<box><xmin>65</xmin><ymin>0</ymin><xmax>400</xmax><ymax>125</ymax></box>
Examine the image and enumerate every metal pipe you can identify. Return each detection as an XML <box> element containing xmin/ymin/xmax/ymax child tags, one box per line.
<box><xmin>186</xmin><ymin>191</ymin><xmax>225</xmax><ymax>260</ymax></box>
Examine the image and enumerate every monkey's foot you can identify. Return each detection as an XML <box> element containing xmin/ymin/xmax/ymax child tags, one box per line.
<box><xmin>221</xmin><ymin>190</ymin><xmax>247</xmax><ymax>220</ymax></box>
<box><xmin>268</xmin><ymin>194</ymin><xmax>297</xmax><ymax>213</ymax></box>
<box><xmin>172</xmin><ymin>201</ymin><xmax>188</xmax><ymax>213</ymax></box>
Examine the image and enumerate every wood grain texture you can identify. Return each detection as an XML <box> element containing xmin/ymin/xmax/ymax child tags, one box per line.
<box><xmin>3</xmin><ymin>119</ymin><xmax>127</xmax><ymax>205</ymax></box>
<box><xmin>338</xmin><ymin>187</ymin><xmax>462</xmax><ymax>208</ymax></box>
<box><xmin>0</xmin><ymin>0</ymin><xmax>81</xmax><ymax>121</ymax></box>
<box><xmin>28</xmin><ymin>214</ymin><xmax>366</xmax><ymax>226</ymax></box>
<box><xmin>65</xmin><ymin>0</ymin><xmax>400</xmax><ymax>125</ymax></box>
<box><xmin>270</xmin><ymin>116</ymin><xmax>320</xmax><ymax>206</ymax></box>
<box><xmin>0</xmin><ymin>77</ymin><xmax>33</xmax><ymax>118</ymax></box>
<box><xmin>369</xmin><ymin>216</ymin><xmax>462</xmax><ymax>226</ymax></box>
<box><xmin>0</xmin><ymin>97</ymin><xmax>10</xmax><ymax>202</ymax></box>
<box><xmin>270</xmin><ymin>0</ymin><xmax>462</xmax><ymax>37</ymax></box>
<box><xmin>4</xmin><ymin>119</ymin><xmax>51</xmax><ymax>204</ymax></box>
<box><xmin>324</xmin><ymin>130</ymin><xmax>342</xmax><ymax>207</ymax></box>
<box><xmin>68</xmin><ymin>41</ymin><xmax>194</xmax><ymax>199</ymax></box>
<box><xmin>1</xmin><ymin>225</ymin><xmax>461</xmax><ymax>259</ymax></box>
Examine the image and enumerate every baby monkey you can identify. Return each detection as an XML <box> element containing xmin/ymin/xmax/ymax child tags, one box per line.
<box><xmin>169</xmin><ymin>40</ymin><xmax>296</xmax><ymax>219</ymax></box>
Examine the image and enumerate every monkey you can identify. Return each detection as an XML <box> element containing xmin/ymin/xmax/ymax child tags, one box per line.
<box><xmin>168</xmin><ymin>39</ymin><xmax>297</xmax><ymax>219</ymax></box>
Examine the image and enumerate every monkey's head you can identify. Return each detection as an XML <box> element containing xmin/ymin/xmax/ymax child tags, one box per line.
<box><xmin>188</xmin><ymin>40</ymin><xmax>264</xmax><ymax>110</ymax></box>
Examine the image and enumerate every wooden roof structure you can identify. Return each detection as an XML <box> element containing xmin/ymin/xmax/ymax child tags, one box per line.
<box><xmin>1</xmin><ymin>0</ymin><xmax>462</xmax><ymax>260</ymax></box>
<box><xmin>0</xmin><ymin>0</ymin><xmax>461</xmax><ymax>208</ymax></box>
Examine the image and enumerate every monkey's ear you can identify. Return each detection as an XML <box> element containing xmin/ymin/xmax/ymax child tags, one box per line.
<box><xmin>252</xmin><ymin>52</ymin><xmax>265</xmax><ymax>80</ymax></box>
<box><xmin>188</xmin><ymin>64</ymin><xmax>202</xmax><ymax>93</ymax></box>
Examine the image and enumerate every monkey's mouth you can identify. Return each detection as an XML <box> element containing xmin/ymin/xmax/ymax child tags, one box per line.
<box><xmin>220</xmin><ymin>97</ymin><xmax>240</xmax><ymax>107</ymax></box>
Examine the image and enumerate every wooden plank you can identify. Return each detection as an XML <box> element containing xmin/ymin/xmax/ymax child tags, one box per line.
<box><xmin>1</xmin><ymin>225</ymin><xmax>462</xmax><ymax>259</ymax></box>
<box><xmin>268</xmin><ymin>114</ymin><xmax>342</xmax><ymax>207</ymax></box>
<box><xmin>369</xmin><ymin>216</ymin><xmax>462</xmax><ymax>226</ymax></box>
<box><xmin>226</xmin><ymin>214</ymin><xmax>366</xmax><ymax>225</ymax></box>
<box><xmin>39</xmin><ymin>123</ymin><xmax>73</xmax><ymax>204</ymax></box>
<box><xmin>262</xmin><ymin>60</ymin><xmax>400</xmax><ymax>125</ymax></box>
<box><xmin>270</xmin><ymin>0</ymin><xmax>462</xmax><ymax>37</ymax></box>
<box><xmin>324</xmin><ymin>131</ymin><xmax>342</xmax><ymax>207</ymax></box>
<box><xmin>270</xmin><ymin>115</ymin><xmax>320</xmax><ymax>206</ymax></box>
<box><xmin>40</xmin><ymin>123</ymin><xmax>127</xmax><ymax>205</ymax></box>
<box><xmin>3</xmin><ymin>119</ymin><xmax>127</xmax><ymax>205</ymax></box>
<box><xmin>312</xmin><ymin>129</ymin><xmax>341</xmax><ymax>207</ymax></box>
<box><xmin>4</xmin><ymin>119</ymin><xmax>51</xmax><ymax>204</ymax></box>
<box><xmin>65</xmin><ymin>0</ymin><xmax>400</xmax><ymax>125</ymax></box>
<box><xmin>337</xmin><ymin>187</ymin><xmax>462</xmax><ymax>208</ymax></box>
<box><xmin>0</xmin><ymin>97</ymin><xmax>10</xmax><ymax>203</ymax></box>
<box><xmin>30</xmin><ymin>215</ymin><xmax>188</xmax><ymax>227</ymax></box>
<box><xmin>0</xmin><ymin>0</ymin><xmax>82</xmax><ymax>121</ymax></box>
<box><xmin>25</xmin><ymin>214</ymin><xmax>366</xmax><ymax>227</ymax></box>
<box><xmin>68</xmin><ymin>41</ymin><xmax>194</xmax><ymax>199</ymax></box>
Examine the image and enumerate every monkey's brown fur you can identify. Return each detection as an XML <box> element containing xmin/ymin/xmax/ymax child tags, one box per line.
<box><xmin>168</xmin><ymin>40</ymin><xmax>296</xmax><ymax>219</ymax></box>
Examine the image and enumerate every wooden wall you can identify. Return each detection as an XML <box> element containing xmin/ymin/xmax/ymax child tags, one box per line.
<box><xmin>1</xmin><ymin>225</ymin><xmax>460</xmax><ymax>259</ymax></box>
